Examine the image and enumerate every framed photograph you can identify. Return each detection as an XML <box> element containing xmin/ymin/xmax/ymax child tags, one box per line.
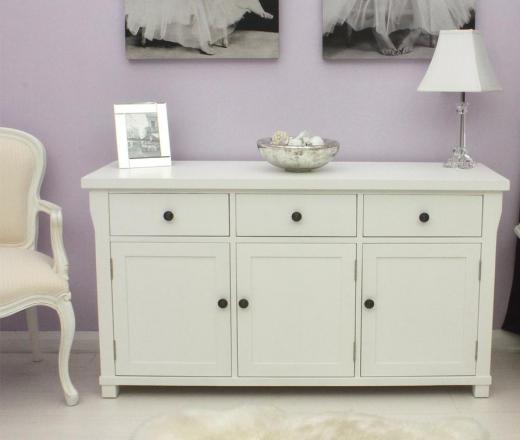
<box><xmin>114</xmin><ymin>103</ymin><xmax>171</xmax><ymax>169</ymax></box>
<box><xmin>125</xmin><ymin>0</ymin><xmax>279</xmax><ymax>60</ymax></box>
<box><xmin>323</xmin><ymin>0</ymin><xmax>476</xmax><ymax>60</ymax></box>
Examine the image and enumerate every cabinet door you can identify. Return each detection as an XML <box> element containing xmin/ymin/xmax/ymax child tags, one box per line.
<box><xmin>112</xmin><ymin>242</ymin><xmax>231</xmax><ymax>376</ymax></box>
<box><xmin>237</xmin><ymin>243</ymin><xmax>356</xmax><ymax>377</ymax></box>
<box><xmin>361</xmin><ymin>244</ymin><xmax>480</xmax><ymax>377</ymax></box>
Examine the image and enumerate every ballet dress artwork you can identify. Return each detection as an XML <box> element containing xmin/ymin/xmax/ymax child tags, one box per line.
<box><xmin>125</xmin><ymin>0</ymin><xmax>279</xmax><ymax>59</ymax></box>
<box><xmin>323</xmin><ymin>0</ymin><xmax>476</xmax><ymax>59</ymax></box>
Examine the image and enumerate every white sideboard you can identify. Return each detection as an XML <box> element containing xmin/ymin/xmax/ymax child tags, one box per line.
<box><xmin>82</xmin><ymin>161</ymin><xmax>509</xmax><ymax>398</ymax></box>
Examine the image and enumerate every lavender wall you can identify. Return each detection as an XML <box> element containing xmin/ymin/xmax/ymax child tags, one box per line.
<box><xmin>1</xmin><ymin>0</ymin><xmax>519</xmax><ymax>331</ymax></box>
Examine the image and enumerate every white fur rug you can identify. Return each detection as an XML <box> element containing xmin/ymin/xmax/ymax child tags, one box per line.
<box><xmin>133</xmin><ymin>406</ymin><xmax>488</xmax><ymax>440</ymax></box>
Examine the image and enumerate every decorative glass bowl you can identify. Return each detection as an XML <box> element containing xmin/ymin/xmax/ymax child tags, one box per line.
<box><xmin>257</xmin><ymin>138</ymin><xmax>340</xmax><ymax>172</ymax></box>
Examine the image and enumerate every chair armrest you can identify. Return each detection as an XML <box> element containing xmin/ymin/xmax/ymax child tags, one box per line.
<box><xmin>38</xmin><ymin>200</ymin><xmax>69</xmax><ymax>280</ymax></box>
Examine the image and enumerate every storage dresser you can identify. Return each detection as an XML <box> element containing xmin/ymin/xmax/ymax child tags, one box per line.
<box><xmin>82</xmin><ymin>161</ymin><xmax>509</xmax><ymax>398</ymax></box>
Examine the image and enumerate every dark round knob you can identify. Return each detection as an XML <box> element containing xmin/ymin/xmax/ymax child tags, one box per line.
<box><xmin>217</xmin><ymin>299</ymin><xmax>228</xmax><ymax>309</ymax></box>
<box><xmin>291</xmin><ymin>211</ymin><xmax>303</xmax><ymax>222</ymax></box>
<box><xmin>163</xmin><ymin>211</ymin><xmax>174</xmax><ymax>222</ymax></box>
<box><xmin>364</xmin><ymin>299</ymin><xmax>375</xmax><ymax>310</ymax></box>
<box><xmin>419</xmin><ymin>212</ymin><xmax>430</xmax><ymax>223</ymax></box>
<box><xmin>238</xmin><ymin>299</ymin><xmax>249</xmax><ymax>309</ymax></box>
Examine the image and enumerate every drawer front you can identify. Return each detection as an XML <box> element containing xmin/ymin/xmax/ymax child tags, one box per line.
<box><xmin>110</xmin><ymin>194</ymin><xmax>229</xmax><ymax>236</ymax></box>
<box><xmin>236</xmin><ymin>194</ymin><xmax>357</xmax><ymax>237</ymax></box>
<box><xmin>363</xmin><ymin>194</ymin><xmax>482</xmax><ymax>237</ymax></box>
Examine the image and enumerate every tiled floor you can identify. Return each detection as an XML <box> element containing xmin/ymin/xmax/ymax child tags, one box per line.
<box><xmin>0</xmin><ymin>331</ymin><xmax>519</xmax><ymax>439</ymax></box>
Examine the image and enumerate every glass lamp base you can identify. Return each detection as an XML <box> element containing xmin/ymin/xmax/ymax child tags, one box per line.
<box><xmin>444</xmin><ymin>147</ymin><xmax>476</xmax><ymax>169</ymax></box>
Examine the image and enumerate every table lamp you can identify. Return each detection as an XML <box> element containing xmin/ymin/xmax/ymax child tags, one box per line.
<box><xmin>418</xmin><ymin>30</ymin><xmax>502</xmax><ymax>169</ymax></box>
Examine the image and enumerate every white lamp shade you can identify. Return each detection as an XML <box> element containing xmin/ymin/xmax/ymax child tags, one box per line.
<box><xmin>418</xmin><ymin>30</ymin><xmax>502</xmax><ymax>93</ymax></box>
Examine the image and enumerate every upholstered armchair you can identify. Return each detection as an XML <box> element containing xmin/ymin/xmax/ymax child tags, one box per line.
<box><xmin>0</xmin><ymin>128</ymin><xmax>79</xmax><ymax>406</ymax></box>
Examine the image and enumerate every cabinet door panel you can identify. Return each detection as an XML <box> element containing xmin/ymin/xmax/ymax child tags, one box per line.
<box><xmin>237</xmin><ymin>243</ymin><xmax>356</xmax><ymax>377</ymax></box>
<box><xmin>112</xmin><ymin>242</ymin><xmax>230</xmax><ymax>376</ymax></box>
<box><xmin>361</xmin><ymin>244</ymin><xmax>480</xmax><ymax>377</ymax></box>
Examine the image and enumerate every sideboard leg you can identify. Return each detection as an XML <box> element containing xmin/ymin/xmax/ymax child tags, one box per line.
<box><xmin>472</xmin><ymin>385</ymin><xmax>490</xmax><ymax>398</ymax></box>
<box><xmin>101</xmin><ymin>385</ymin><xmax>120</xmax><ymax>398</ymax></box>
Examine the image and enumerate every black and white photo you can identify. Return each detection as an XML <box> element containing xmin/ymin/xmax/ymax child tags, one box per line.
<box><xmin>323</xmin><ymin>0</ymin><xmax>476</xmax><ymax>60</ymax></box>
<box><xmin>114</xmin><ymin>103</ymin><xmax>171</xmax><ymax>168</ymax></box>
<box><xmin>125</xmin><ymin>113</ymin><xmax>160</xmax><ymax>159</ymax></box>
<box><xmin>125</xmin><ymin>0</ymin><xmax>279</xmax><ymax>59</ymax></box>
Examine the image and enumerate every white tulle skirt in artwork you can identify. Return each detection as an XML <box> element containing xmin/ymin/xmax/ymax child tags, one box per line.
<box><xmin>125</xmin><ymin>0</ymin><xmax>251</xmax><ymax>50</ymax></box>
<box><xmin>324</xmin><ymin>0</ymin><xmax>476</xmax><ymax>36</ymax></box>
<box><xmin>411</xmin><ymin>0</ymin><xmax>476</xmax><ymax>35</ymax></box>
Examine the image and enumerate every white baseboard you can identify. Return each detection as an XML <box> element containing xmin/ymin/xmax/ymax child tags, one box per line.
<box><xmin>0</xmin><ymin>331</ymin><xmax>99</xmax><ymax>354</ymax></box>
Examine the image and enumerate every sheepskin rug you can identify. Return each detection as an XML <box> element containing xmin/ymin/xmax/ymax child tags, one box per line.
<box><xmin>133</xmin><ymin>406</ymin><xmax>488</xmax><ymax>440</ymax></box>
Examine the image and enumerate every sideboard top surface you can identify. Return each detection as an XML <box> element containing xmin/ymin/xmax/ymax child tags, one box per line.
<box><xmin>81</xmin><ymin>161</ymin><xmax>510</xmax><ymax>192</ymax></box>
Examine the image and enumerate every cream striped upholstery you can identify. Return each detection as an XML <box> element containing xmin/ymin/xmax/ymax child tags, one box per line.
<box><xmin>0</xmin><ymin>136</ymin><xmax>36</xmax><ymax>246</ymax></box>
<box><xmin>0</xmin><ymin>248</ymin><xmax>68</xmax><ymax>306</ymax></box>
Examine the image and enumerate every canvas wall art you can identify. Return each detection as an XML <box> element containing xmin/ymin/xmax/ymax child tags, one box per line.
<box><xmin>323</xmin><ymin>0</ymin><xmax>476</xmax><ymax>60</ymax></box>
<box><xmin>125</xmin><ymin>0</ymin><xmax>279</xmax><ymax>59</ymax></box>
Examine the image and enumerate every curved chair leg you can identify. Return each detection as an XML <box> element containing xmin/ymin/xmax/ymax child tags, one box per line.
<box><xmin>56</xmin><ymin>297</ymin><xmax>79</xmax><ymax>406</ymax></box>
<box><xmin>26</xmin><ymin>308</ymin><xmax>42</xmax><ymax>362</ymax></box>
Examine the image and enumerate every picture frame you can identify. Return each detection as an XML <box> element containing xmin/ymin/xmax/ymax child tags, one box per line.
<box><xmin>114</xmin><ymin>103</ymin><xmax>171</xmax><ymax>168</ymax></box>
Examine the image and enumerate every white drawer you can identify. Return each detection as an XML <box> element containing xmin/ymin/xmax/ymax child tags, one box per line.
<box><xmin>110</xmin><ymin>194</ymin><xmax>229</xmax><ymax>236</ymax></box>
<box><xmin>236</xmin><ymin>194</ymin><xmax>357</xmax><ymax>237</ymax></box>
<box><xmin>363</xmin><ymin>194</ymin><xmax>482</xmax><ymax>237</ymax></box>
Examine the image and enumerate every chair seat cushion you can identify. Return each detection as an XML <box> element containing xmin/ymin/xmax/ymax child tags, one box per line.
<box><xmin>0</xmin><ymin>248</ymin><xmax>69</xmax><ymax>307</ymax></box>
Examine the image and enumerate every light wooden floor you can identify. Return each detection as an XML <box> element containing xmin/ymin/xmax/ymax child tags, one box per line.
<box><xmin>1</xmin><ymin>331</ymin><xmax>519</xmax><ymax>439</ymax></box>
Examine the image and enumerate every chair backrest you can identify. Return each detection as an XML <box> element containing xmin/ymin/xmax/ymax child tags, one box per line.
<box><xmin>0</xmin><ymin>128</ymin><xmax>46</xmax><ymax>249</ymax></box>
